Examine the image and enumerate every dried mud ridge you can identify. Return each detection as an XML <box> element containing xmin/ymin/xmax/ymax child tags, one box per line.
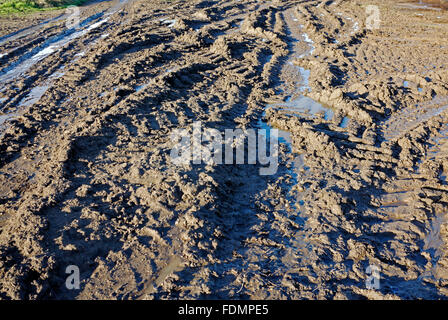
<box><xmin>0</xmin><ymin>0</ymin><xmax>448</xmax><ymax>299</ymax></box>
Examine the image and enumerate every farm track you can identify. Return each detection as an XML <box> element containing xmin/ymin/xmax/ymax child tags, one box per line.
<box><xmin>0</xmin><ymin>0</ymin><xmax>448</xmax><ymax>299</ymax></box>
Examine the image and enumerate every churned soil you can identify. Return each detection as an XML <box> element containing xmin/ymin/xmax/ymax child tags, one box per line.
<box><xmin>0</xmin><ymin>0</ymin><xmax>448</xmax><ymax>299</ymax></box>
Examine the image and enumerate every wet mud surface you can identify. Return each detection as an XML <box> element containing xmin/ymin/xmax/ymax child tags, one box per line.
<box><xmin>1</xmin><ymin>0</ymin><xmax>448</xmax><ymax>299</ymax></box>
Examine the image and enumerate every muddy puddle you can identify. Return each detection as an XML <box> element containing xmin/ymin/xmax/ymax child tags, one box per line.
<box><xmin>160</xmin><ymin>18</ymin><xmax>177</xmax><ymax>28</ymax></box>
<box><xmin>15</xmin><ymin>68</ymin><xmax>64</xmax><ymax>108</ymax></box>
<box><xmin>264</xmin><ymin>10</ymin><xmax>349</xmax><ymax>128</ymax></box>
<box><xmin>0</xmin><ymin>0</ymin><xmax>131</xmax><ymax>133</ymax></box>
<box><xmin>272</xmin><ymin>95</ymin><xmax>334</xmax><ymax>121</ymax></box>
<box><xmin>0</xmin><ymin>113</ymin><xmax>17</xmax><ymax>126</ymax></box>
<box><xmin>403</xmin><ymin>80</ymin><xmax>423</xmax><ymax>92</ymax></box>
<box><xmin>248</xmin><ymin>9</ymin><xmax>326</xmax><ymax>261</ymax></box>
<box><xmin>0</xmin><ymin>0</ymin><xmax>128</xmax><ymax>84</ymax></box>
<box><xmin>0</xmin><ymin>14</ymin><xmax>66</xmax><ymax>46</ymax></box>
<box><xmin>0</xmin><ymin>65</ymin><xmax>67</xmax><ymax>130</ymax></box>
<box><xmin>258</xmin><ymin>8</ymin><xmax>334</xmax><ymax>226</ymax></box>
<box><xmin>0</xmin><ymin>112</ymin><xmax>18</xmax><ymax>136</ymax></box>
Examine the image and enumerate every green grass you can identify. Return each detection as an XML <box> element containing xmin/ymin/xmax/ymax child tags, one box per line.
<box><xmin>0</xmin><ymin>0</ymin><xmax>87</xmax><ymax>15</ymax></box>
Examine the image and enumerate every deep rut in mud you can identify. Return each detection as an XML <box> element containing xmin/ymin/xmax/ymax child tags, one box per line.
<box><xmin>1</xmin><ymin>0</ymin><xmax>448</xmax><ymax>299</ymax></box>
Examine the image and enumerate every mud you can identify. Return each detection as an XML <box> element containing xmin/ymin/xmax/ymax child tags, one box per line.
<box><xmin>0</xmin><ymin>0</ymin><xmax>448</xmax><ymax>300</ymax></box>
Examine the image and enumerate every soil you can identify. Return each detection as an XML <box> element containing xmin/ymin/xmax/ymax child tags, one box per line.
<box><xmin>1</xmin><ymin>0</ymin><xmax>448</xmax><ymax>300</ymax></box>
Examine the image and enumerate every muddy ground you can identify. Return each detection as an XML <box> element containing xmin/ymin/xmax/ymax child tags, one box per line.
<box><xmin>0</xmin><ymin>0</ymin><xmax>448</xmax><ymax>300</ymax></box>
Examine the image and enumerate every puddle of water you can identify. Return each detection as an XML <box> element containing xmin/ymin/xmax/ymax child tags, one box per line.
<box><xmin>17</xmin><ymin>85</ymin><xmax>49</xmax><ymax>107</ymax></box>
<box><xmin>251</xmin><ymin>8</ymin><xmax>320</xmax><ymax>261</ymax></box>
<box><xmin>0</xmin><ymin>0</ymin><xmax>128</xmax><ymax>84</ymax></box>
<box><xmin>257</xmin><ymin>114</ymin><xmax>307</xmax><ymax>219</ymax></box>
<box><xmin>302</xmin><ymin>33</ymin><xmax>314</xmax><ymax>47</ymax></box>
<box><xmin>32</xmin><ymin>45</ymin><xmax>58</xmax><ymax>60</ymax></box>
<box><xmin>297</xmin><ymin>67</ymin><xmax>310</xmax><ymax>91</ymax></box>
<box><xmin>0</xmin><ymin>113</ymin><xmax>18</xmax><ymax>127</ymax></box>
<box><xmin>403</xmin><ymin>80</ymin><xmax>424</xmax><ymax>92</ymax></box>
<box><xmin>135</xmin><ymin>84</ymin><xmax>146</xmax><ymax>92</ymax></box>
<box><xmin>257</xmin><ymin>115</ymin><xmax>291</xmax><ymax>146</ymax></box>
<box><xmin>16</xmin><ymin>66</ymin><xmax>66</xmax><ymax>108</ymax></box>
<box><xmin>0</xmin><ymin>14</ymin><xmax>66</xmax><ymax>47</ymax></box>
<box><xmin>297</xmin><ymin>33</ymin><xmax>315</xmax><ymax>59</ymax></box>
<box><xmin>160</xmin><ymin>19</ymin><xmax>177</xmax><ymax>28</ymax></box>
<box><xmin>51</xmin><ymin>67</ymin><xmax>66</xmax><ymax>79</ymax></box>
<box><xmin>441</xmin><ymin>172</ymin><xmax>447</xmax><ymax>183</ymax></box>
<box><xmin>0</xmin><ymin>12</ymin><xmax>104</xmax><ymax>83</ymax></box>
<box><xmin>273</xmin><ymin>96</ymin><xmax>334</xmax><ymax>121</ymax></box>
<box><xmin>258</xmin><ymin>9</ymin><xmax>336</xmax><ymax>175</ymax></box>
<box><xmin>340</xmin><ymin>116</ymin><xmax>350</xmax><ymax>128</ymax></box>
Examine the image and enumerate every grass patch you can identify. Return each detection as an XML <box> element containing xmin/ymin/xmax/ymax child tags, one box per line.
<box><xmin>0</xmin><ymin>0</ymin><xmax>88</xmax><ymax>15</ymax></box>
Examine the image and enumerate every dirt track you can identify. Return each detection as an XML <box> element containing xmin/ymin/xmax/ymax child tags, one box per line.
<box><xmin>1</xmin><ymin>0</ymin><xmax>448</xmax><ymax>299</ymax></box>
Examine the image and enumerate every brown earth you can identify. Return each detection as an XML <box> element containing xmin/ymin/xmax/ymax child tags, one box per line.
<box><xmin>0</xmin><ymin>0</ymin><xmax>448</xmax><ymax>300</ymax></box>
